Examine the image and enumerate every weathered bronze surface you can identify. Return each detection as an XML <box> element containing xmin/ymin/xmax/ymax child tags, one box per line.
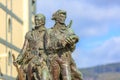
<box><xmin>14</xmin><ymin>14</ymin><xmax>50</xmax><ymax>80</ymax></box>
<box><xmin>14</xmin><ymin>10</ymin><xmax>83</xmax><ymax>80</ymax></box>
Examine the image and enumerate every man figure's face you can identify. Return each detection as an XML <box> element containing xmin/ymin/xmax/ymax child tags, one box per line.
<box><xmin>35</xmin><ymin>16</ymin><xmax>43</xmax><ymax>27</ymax></box>
<box><xmin>57</xmin><ymin>13</ymin><xmax>66</xmax><ymax>24</ymax></box>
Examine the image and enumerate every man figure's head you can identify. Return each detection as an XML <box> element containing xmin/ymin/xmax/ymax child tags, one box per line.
<box><xmin>52</xmin><ymin>10</ymin><xmax>66</xmax><ymax>24</ymax></box>
<box><xmin>35</xmin><ymin>13</ymin><xmax>45</xmax><ymax>27</ymax></box>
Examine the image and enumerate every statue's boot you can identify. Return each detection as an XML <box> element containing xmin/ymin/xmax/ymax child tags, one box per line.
<box><xmin>71</xmin><ymin>65</ymin><xmax>83</xmax><ymax>80</ymax></box>
<box><xmin>70</xmin><ymin>59</ymin><xmax>83</xmax><ymax>80</ymax></box>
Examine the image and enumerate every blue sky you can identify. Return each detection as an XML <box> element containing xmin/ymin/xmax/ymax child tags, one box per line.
<box><xmin>36</xmin><ymin>0</ymin><xmax>120</xmax><ymax>68</ymax></box>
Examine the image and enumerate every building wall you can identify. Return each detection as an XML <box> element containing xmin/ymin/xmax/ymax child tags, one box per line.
<box><xmin>0</xmin><ymin>0</ymin><xmax>36</xmax><ymax>79</ymax></box>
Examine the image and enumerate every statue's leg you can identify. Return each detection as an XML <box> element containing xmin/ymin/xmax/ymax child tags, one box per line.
<box><xmin>38</xmin><ymin>61</ymin><xmax>51</xmax><ymax>80</ymax></box>
<box><xmin>60</xmin><ymin>57</ymin><xmax>71</xmax><ymax>80</ymax></box>
<box><xmin>50</xmin><ymin>59</ymin><xmax>60</xmax><ymax>80</ymax></box>
<box><xmin>71</xmin><ymin>64</ymin><xmax>83</xmax><ymax>80</ymax></box>
<box><xmin>41</xmin><ymin>66</ymin><xmax>49</xmax><ymax>80</ymax></box>
<box><xmin>70</xmin><ymin>57</ymin><xmax>83</xmax><ymax>80</ymax></box>
<box><xmin>27</xmin><ymin>63</ymin><xmax>34</xmax><ymax>80</ymax></box>
<box><xmin>33</xmin><ymin>72</ymin><xmax>39</xmax><ymax>80</ymax></box>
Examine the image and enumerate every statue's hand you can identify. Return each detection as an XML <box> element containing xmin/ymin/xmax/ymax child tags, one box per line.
<box><xmin>13</xmin><ymin>61</ymin><xmax>18</xmax><ymax>67</ymax></box>
<box><xmin>14</xmin><ymin>57</ymin><xmax>23</xmax><ymax>65</ymax></box>
<box><xmin>65</xmin><ymin>37</ymin><xmax>73</xmax><ymax>44</ymax></box>
<box><xmin>65</xmin><ymin>35</ymin><xmax>78</xmax><ymax>45</ymax></box>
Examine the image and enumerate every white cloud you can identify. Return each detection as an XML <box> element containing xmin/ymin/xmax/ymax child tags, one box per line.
<box><xmin>78</xmin><ymin>25</ymin><xmax>109</xmax><ymax>37</ymax></box>
<box><xmin>71</xmin><ymin>3</ymin><xmax>120</xmax><ymax>21</ymax></box>
<box><xmin>92</xmin><ymin>37</ymin><xmax>120</xmax><ymax>64</ymax></box>
<box><xmin>37</xmin><ymin>0</ymin><xmax>120</xmax><ymax>21</ymax></box>
<box><xmin>37</xmin><ymin>0</ymin><xmax>120</xmax><ymax>37</ymax></box>
<box><xmin>80</xmin><ymin>0</ymin><xmax>120</xmax><ymax>6</ymax></box>
<box><xmin>73</xmin><ymin>37</ymin><xmax>120</xmax><ymax>68</ymax></box>
<box><xmin>93</xmin><ymin>37</ymin><xmax>120</xmax><ymax>54</ymax></box>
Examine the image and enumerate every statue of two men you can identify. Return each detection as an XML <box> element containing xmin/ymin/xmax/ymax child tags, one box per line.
<box><xmin>14</xmin><ymin>10</ymin><xmax>83</xmax><ymax>80</ymax></box>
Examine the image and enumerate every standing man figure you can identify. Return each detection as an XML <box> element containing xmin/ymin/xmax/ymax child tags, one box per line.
<box><xmin>45</xmin><ymin>10</ymin><xmax>83</xmax><ymax>80</ymax></box>
<box><xmin>14</xmin><ymin>14</ymin><xmax>50</xmax><ymax>80</ymax></box>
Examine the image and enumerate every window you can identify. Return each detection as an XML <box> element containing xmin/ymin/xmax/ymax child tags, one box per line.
<box><xmin>8</xmin><ymin>51</ymin><xmax>12</xmax><ymax>66</ymax></box>
<box><xmin>32</xmin><ymin>0</ymin><xmax>36</xmax><ymax>15</ymax></box>
<box><xmin>8</xmin><ymin>18</ymin><xmax>12</xmax><ymax>32</ymax></box>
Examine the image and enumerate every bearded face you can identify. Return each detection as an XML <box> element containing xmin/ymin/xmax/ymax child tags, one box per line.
<box><xmin>56</xmin><ymin>13</ymin><xmax>66</xmax><ymax>24</ymax></box>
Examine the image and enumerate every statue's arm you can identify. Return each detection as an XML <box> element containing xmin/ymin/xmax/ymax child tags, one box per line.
<box><xmin>15</xmin><ymin>33</ymin><xmax>30</xmax><ymax>65</ymax></box>
<box><xmin>16</xmin><ymin>39</ymin><xmax>29</xmax><ymax>65</ymax></box>
<box><xmin>62</xmin><ymin>28</ymin><xmax>79</xmax><ymax>52</ymax></box>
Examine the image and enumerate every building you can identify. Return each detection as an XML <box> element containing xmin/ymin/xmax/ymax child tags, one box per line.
<box><xmin>0</xmin><ymin>0</ymin><xmax>36</xmax><ymax>79</ymax></box>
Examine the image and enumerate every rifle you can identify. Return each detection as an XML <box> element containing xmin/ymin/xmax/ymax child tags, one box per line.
<box><xmin>12</xmin><ymin>54</ymin><xmax>24</xmax><ymax>80</ymax></box>
<box><xmin>67</xmin><ymin>20</ymin><xmax>73</xmax><ymax>28</ymax></box>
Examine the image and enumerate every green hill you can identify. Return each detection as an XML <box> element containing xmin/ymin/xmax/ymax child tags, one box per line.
<box><xmin>80</xmin><ymin>62</ymin><xmax>120</xmax><ymax>80</ymax></box>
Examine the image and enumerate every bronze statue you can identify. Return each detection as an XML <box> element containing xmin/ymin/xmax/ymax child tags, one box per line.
<box><xmin>14</xmin><ymin>10</ymin><xmax>83</xmax><ymax>80</ymax></box>
<box><xmin>45</xmin><ymin>10</ymin><xmax>83</xmax><ymax>80</ymax></box>
<box><xmin>14</xmin><ymin>14</ymin><xmax>50</xmax><ymax>80</ymax></box>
